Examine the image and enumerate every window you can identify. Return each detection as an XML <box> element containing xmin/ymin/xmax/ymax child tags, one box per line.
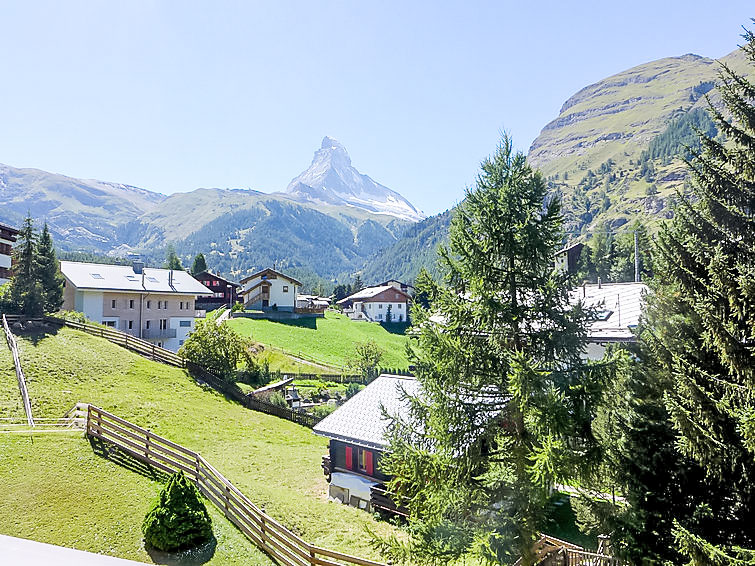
<box><xmin>145</xmin><ymin>320</ymin><xmax>151</xmax><ymax>329</ymax></box>
<box><xmin>179</xmin><ymin>301</ymin><xmax>183</xmax><ymax>309</ymax></box>
<box><xmin>104</xmin><ymin>321</ymin><xmax>116</xmax><ymax>328</ymax></box>
<box><xmin>129</xmin><ymin>299</ymin><xmax>134</xmax><ymax>309</ymax></box>
<box><xmin>378</xmin><ymin>304</ymin><xmax>383</xmax><ymax>309</ymax></box>
<box><xmin>157</xmin><ymin>301</ymin><xmax>162</xmax><ymax>309</ymax></box>
<box><xmin>146</xmin><ymin>300</ymin><xmax>151</xmax><ymax>309</ymax></box>
<box><xmin>283</xmin><ymin>285</ymin><xmax>289</xmax><ymax>293</ymax></box>
<box><xmin>147</xmin><ymin>276</ymin><xmax>159</xmax><ymax>283</ymax></box>
<box><xmin>128</xmin><ymin>320</ymin><xmax>133</xmax><ymax>330</ymax></box>
<box><xmin>179</xmin><ymin>340</ymin><xmax>184</xmax><ymax>345</ymax></box>
<box><xmin>160</xmin><ymin>319</ymin><xmax>167</xmax><ymax>330</ymax></box>
<box><xmin>90</xmin><ymin>273</ymin><xmax>103</xmax><ymax>279</ymax></box>
<box><xmin>125</xmin><ymin>275</ymin><xmax>137</xmax><ymax>281</ymax></box>
<box><xmin>111</xmin><ymin>299</ymin><xmax>116</xmax><ymax>308</ymax></box>
<box><xmin>395</xmin><ymin>293</ymin><xmax>400</xmax><ymax>299</ymax></box>
<box><xmin>179</xmin><ymin>320</ymin><xmax>191</xmax><ymax>327</ymax></box>
<box><xmin>398</xmin><ymin>303</ymin><xmax>402</xmax><ymax>309</ymax></box>
<box><xmin>163</xmin><ymin>301</ymin><xmax>168</xmax><ymax>309</ymax></box>
<box><xmin>358</xmin><ymin>448</ymin><xmax>374</xmax><ymax>475</ymax></box>
<box><xmin>594</xmin><ymin>309</ymin><xmax>613</xmax><ymax>322</ymax></box>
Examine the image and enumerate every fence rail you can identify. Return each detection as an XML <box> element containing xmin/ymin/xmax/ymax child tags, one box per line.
<box><xmin>86</xmin><ymin>404</ymin><xmax>387</xmax><ymax>566</ymax></box>
<box><xmin>2</xmin><ymin>314</ymin><xmax>34</xmax><ymax>427</ymax></box>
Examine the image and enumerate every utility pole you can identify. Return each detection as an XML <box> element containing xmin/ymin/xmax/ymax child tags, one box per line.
<box><xmin>634</xmin><ymin>230</ymin><xmax>640</xmax><ymax>282</ymax></box>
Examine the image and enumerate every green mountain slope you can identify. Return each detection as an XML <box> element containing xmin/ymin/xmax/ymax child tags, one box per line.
<box><xmin>530</xmin><ymin>47</ymin><xmax>753</xmax><ymax>235</ymax></box>
<box><xmin>364</xmin><ymin>45</ymin><xmax>753</xmax><ymax>284</ymax></box>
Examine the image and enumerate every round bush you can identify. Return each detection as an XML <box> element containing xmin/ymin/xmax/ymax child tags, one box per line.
<box><xmin>142</xmin><ymin>471</ymin><xmax>213</xmax><ymax>552</ymax></box>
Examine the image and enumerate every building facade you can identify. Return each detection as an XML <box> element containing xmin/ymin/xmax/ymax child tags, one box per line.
<box><xmin>239</xmin><ymin>268</ymin><xmax>301</xmax><ymax>311</ymax></box>
<box><xmin>314</xmin><ymin>374</ymin><xmax>419</xmax><ymax>513</ymax></box>
<box><xmin>337</xmin><ymin>285</ymin><xmax>411</xmax><ymax>322</ymax></box>
<box><xmin>60</xmin><ymin>261</ymin><xmax>211</xmax><ymax>351</ymax></box>
<box><xmin>193</xmin><ymin>271</ymin><xmax>241</xmax><ymax>311</ymax></box>
<box><xmin>0</xmin><ymin>222</ymin><xmax>20</xmax><ymax>284</ymax></box>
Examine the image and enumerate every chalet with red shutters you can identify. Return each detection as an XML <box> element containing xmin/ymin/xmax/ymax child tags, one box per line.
<box><xmin>313</xmin><ymin>374</ymin><xmax>420</xmax><ymax>514</ymax></box>
<box><xmin>194</xmin><ymin>271</ymin><xmax>241</xmax><ymax>311</ymax></box>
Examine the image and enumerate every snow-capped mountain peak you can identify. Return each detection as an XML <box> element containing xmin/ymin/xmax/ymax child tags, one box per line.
<box><xmin>283</xmin><ymin>137</ymin><xmax>424</xmax><ymax>222</ymax></box>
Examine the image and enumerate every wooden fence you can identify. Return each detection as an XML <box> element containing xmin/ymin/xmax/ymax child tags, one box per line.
<box><xmin>519</xmin><ymin>534</ymin><xmax>630</xmax><ymax>566</ymax></box>
<box><xmin>86</xmin><ymin>404</ymin><xmax>387</xmax><ymax>566</ymax></box>
<box><xmin>2</xmin><ymin>314</ymin><xmax>34</xmax><ymax>427</ymax></box>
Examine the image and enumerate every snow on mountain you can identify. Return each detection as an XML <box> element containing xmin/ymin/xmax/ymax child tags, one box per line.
<box><xmin>283</xmin><ymin>136</ymin><xmax>425</xmax><ymax>222</ymax></box>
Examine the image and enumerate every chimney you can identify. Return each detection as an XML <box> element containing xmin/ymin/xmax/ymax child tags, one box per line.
<box><xmin>133</xmin><ymin>260</ymin><xmax>144</xmax><ymax>274</ymax></box>
<box><xmin>169</xmin><ymin>270</ymin><xmax>173</xmax><ymax>287</ymax></box>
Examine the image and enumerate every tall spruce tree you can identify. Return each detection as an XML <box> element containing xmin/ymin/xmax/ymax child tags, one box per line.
<box><xmin>642</xmin><ymin>25</ymin><xmax>755</xmax><ymax>562</ymax></box>
<box><xmin>164</xmin><ymin>245</ymin><xmax>183</xmax><ymax>271</ymax></box>
<box><xmin>8</xmin><ymin>215</ymin><xmax>43</xmax><ymax>316</ymax></box>
<box><xmin>379</xmin><ymin>136</ymin><xmax>598</xmax><ymax>565</ymax></box>
<box><xmin>191</xmin><ymin>253</ymin><xmax>207</xmax><ymax>275</ymax></box>
<box><xmin>37</xmin><ymin>223</ymin><xmax>64</xmax><ymax>313</ymax></box>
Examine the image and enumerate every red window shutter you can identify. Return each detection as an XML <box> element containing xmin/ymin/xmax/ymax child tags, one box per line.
<box><xmin>345</xmin><ymin>446</ymin><xmax>353</xmax><ymax>470</ymax></box>
<box><xmin>365</xmin><ymin>450</ymin><xmax>373</xmax><ymax>476</ymax></box>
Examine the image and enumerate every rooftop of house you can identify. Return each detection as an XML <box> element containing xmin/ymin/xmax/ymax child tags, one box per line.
<box><xmin>337</xmin><ymin>284</ymin><xmax>411</xmax><ymax>304</ymax></box>
<box><xmin>313</xmin><ymin>374</ymin><xmax>420</xmax><ymax>451</ymax></box>
<box><xmin>239</xmin><ymin>267</ymin><xmax>303</xmax><ymax>286</ymax></box>
<box><xmin>60</xmin><ymin>261</ymin><xmax>212</xmax><ymax>295</ymax></box>
<box><xmin>570</xmin><ymin>281</ymin><xmax>649</xmax><ymax>341</ymax></box>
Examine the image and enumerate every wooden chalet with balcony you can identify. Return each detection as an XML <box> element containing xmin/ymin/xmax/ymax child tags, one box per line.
<box><xmin>194</xmin><ymin>271</ymin><xmax>241</xmax><ymax>311</ymax></box>
<box><xmin>239</xmin><ymin>268</ymin><xmax>301</xmax><ymax>312</ymax></box>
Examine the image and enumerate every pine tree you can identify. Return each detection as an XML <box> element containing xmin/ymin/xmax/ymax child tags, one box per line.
<box><xmin>190</xmin><ymin>253</ymin><xmax>207</xmax><ymax>275</ymax></box>
<box><xmin>643</xmin><ymin>25</ymin><xmax>755</xmax><ymax>561</ymax></box>
<box><xmin>353</xmin><ymin>274</ymin><xmax>364</xmax><ymax>291</ymax></box>
<box><xmin>379</xmin><ymin>136</ymin><xmax>598</xmax><ymax>565</ymax></box>
<box><xmin>8</xmin><ymin>215</ymin><xmax>43</xmax><ymax>316</ymax></box>
<box><xmin>164</xmin><ymin>245</ymin><xmax>183</xmax><ymax>271</ymax></box>
<box><xmin>37</xmin><ymin>223</ymin><xmax>64</xmax><ymax>313</ymax></box>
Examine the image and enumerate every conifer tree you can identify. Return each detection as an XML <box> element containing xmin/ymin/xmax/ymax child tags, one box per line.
<box><xmin>379</xmin><ymin>136</ymin><xmax>597</xmax><ymax>565</ymax></box>
<box><xmin>8</xmin><ymin>215</ymin><xmax>43</xmax><ymax>316</ymax></box>
<box><xmin>642</xmin><ymin>25</ymin><xmax>755</xmax><ymax>561</ymax></box>
<box><xmin>164</xmin><ymin>245</ymin><xmax>183</xmax><ymax>271</ymax></box>
<box><xmin>191</xmin><ymin>253</ymin><xmax>207</xmax><ymax>275</ymax></box>
<box><xmin>353</xmin><ymin>274</ymin><xmax>364</xmax><ymax>291</ymax></box>
<box><xmin>37</xmin><ymin>223</ymin><xmax>64</xmax><ymax>313</ymax></box>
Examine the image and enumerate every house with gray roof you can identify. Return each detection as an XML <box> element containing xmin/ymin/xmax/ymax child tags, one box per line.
<box><xmin>313</xmin><ymin>374</ymin><xmax>420</xmax><ymax>513</ymax></box>
<box><xmin>337</xmin><ymin>284</ymin><xmax>411</xmax><ymax>323</ymax></box>
<box><xmin>60</xmin><ymin>260</ymin><xmax>211</xmax><ymax>351</ymax></box>
<box><xmin>570</xmin><ymin>281</ymin><xmax>649</xmax><ymax>359</ymax></box>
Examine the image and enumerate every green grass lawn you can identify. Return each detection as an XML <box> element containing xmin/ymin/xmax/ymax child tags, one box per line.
<box><xmin>227</xmin><ymin>311</ymin><xmax>411</xmax><ymax>369</ymax></box>
<box><xmin>0</xmin><ymin>329</ymin><xmax>25</xmax><ymax>420</ymax></box>
<box><xmin>0</xmin><ymin>434</ymin><xmax>271</xmax><ymax>565</ymax></box>
<box><xmin>6</xmin><ymin>325</ymin><xmax>401</xmax><ymax>562</ymax></box>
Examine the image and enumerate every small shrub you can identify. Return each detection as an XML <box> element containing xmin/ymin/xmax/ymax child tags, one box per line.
<box><xmin>310</xmin><ymin>403</ymin><xmax>337</xmax><ymax>420</ymax></box>
<box><xmin>268</xmin><ymin>391</ymin><xmax>288</xmax><ymax>408</ymax></box>
<box><xmin>231</xmin><ymin>302</ymin><xmax>245</xmax><ymax>313</ymax></box>
<box><xmin>142</xmin><ymin>471</ymin><xmax>213</xmax><ymax>552</ymax></box>
<box><xmin>345</xmin><ymin>383</ymin><xmax>363</xmax><ymax>399</ymax></box>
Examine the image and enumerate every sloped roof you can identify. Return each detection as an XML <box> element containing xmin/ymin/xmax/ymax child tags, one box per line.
<box><xmin>194</xmin><ymin>270</ymin><xmax>240</xmax><ymax>287</ymax></box>
<box><xmin>570</xmin><ymin>282</ymin><xmax>649</xmax><ymax>341</ymax></box>
<box><xmin>60</xmin><ymin>261</ymin><xmax>211</xmax><ymax>295</ymax></box>
<box><xmin>239</xmin><ymin>267</ymin><xmax>302</xmax><ymax>286</ymax></box>
<box><xmin>337</xmin><ymin>284</ymin><xmax>411</xmax><ymax>304</ymax></box>
<box><xmin>313</xmin><ymin>374</ymin><xmax>420</xmax><ymax>450</ymax></box>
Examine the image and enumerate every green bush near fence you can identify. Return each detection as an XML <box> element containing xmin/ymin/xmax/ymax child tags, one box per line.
<box><xmin>143</xmin><ymin>470</ymin><xmax>213</xmax><ymax>552</ymax></box>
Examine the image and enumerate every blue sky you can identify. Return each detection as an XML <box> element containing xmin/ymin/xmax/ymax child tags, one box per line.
<box><xmin>0</xmin><ymin>1</ymin><xmax>752</xmax><ymax>215</ymax></box>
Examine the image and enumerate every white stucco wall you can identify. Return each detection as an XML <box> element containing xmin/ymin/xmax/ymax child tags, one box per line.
<box><xmin>170</xmin><ymin>316</ymin><xmax>195</xmax><ymax>351</ymax></box>
<box><xmin>76</xmin><ymin>291</ymin><xmax>104</xmax><ymax>322</ymax></box>
<box><xmin>363</xmin><ymin>301</ymin><xmax>408</xmax><ymax>322</ymax></box>
<box><xmin>266</xmin><ymin>279</ymin><xmax>297</xmax><ymax>309</ymax></box>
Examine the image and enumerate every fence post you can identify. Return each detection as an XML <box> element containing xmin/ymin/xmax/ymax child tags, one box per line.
<box><xmin>86</xmin><ymin>404</ymin><xmax>92</xmax><ymax>435</ymax></box>
<box><xmin>145</xmin><ymin>430</ymin><xmax>151</xmax><ymax>461</ymax></box>
<box><xmin>309</xmin><ymin>549</ymin><xmax>316</xmax><ymax>566</ymax></box>
<box><xmin>260</xmin><ymin>514</ymin><xmax>266</xmax><ymax>545</ymax></box>
<box><xmin>195</xmin><ymin>453</ymin><xmax>201</xmax><ymax>484</ymax></box>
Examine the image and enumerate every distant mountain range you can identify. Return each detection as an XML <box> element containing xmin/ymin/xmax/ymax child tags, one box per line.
<box><xmin>3</xmin><ymin>41</ymin><xmax>753</xmax><ymax>289</ymax></box>
<box><xmin>0</xmin><ymin>137</ymin><xmax>421</xmax><ymax>283</ymax></box>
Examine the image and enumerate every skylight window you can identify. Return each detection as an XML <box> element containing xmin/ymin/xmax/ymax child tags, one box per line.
<box><xmin>594</xmin><ymin>309</ymin><xmax>613</xmax><ymax>321</ymax></box>
<box><xmin>90</xmin><ymin>273</ymin><xmax>104</xmax><ymax>279</ymax></box>
<box><xmin>125</xmin><ymin>275</ymin><xmax>138</xmax><ymax>281</ymax></box>
<box><xmin>146</xmin><ymin>277</ymin><xmax>159</xmax><ymax>283</ymax></box>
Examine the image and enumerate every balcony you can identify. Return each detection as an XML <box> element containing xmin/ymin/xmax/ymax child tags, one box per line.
<box><xmin>142</xmin><ymin>328</ymin><xmax>177</xmax><ymax>340</ymax></box>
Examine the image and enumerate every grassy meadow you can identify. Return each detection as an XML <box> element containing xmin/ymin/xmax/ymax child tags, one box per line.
<box><xmin>0</xmin><ymin>329</ymin><xmax>25</xmax><ymax>420</ymax></box>
<box><xmin>0</xmin><ymin>325</ymin><xmax>402</xmax><ymax>563</ymax></box>
<box><xmin>227</xmin><ymin>311</ymin><xmax>412</xmax><ymax>370</ymax></box>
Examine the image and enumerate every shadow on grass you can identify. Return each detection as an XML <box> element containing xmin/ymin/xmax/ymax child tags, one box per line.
<box><xmin>145</xmin><ymin>536</ymin><xmax>218</xmax><ymax>566</ymax></box>
<box><xmin>379</xmin><ymin>322</ymin><xmax>410</xmax><ymax>336</ymax></box>
<box><xmin>11</xmin><ymin>323</ymin><xmax>61</xmax><ymax>345</ymax></box>
<box><xmin>544</xmin><ymin>494</ymin><xmax>597</xmax><ymax>549</ymax></box>
<box><xmin>264</xmin><ymin>317</ymin><xmax>318</xmax><ymax>330</ymax></box>
<box><xmin>89</xmin><ymin>436</ymin><xmax>169</xmax><ymax>483</ymax></box>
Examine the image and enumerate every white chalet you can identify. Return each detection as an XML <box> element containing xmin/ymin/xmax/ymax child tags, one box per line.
<box><xmin>337</xmin><ymin>285</ymin><xmax>411</xmax><ymax>323</ymax></box>
<box><xmin>239</xmin><ymin>268</ymin><xmax>301</xmax><ymax>312</ymax></box>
